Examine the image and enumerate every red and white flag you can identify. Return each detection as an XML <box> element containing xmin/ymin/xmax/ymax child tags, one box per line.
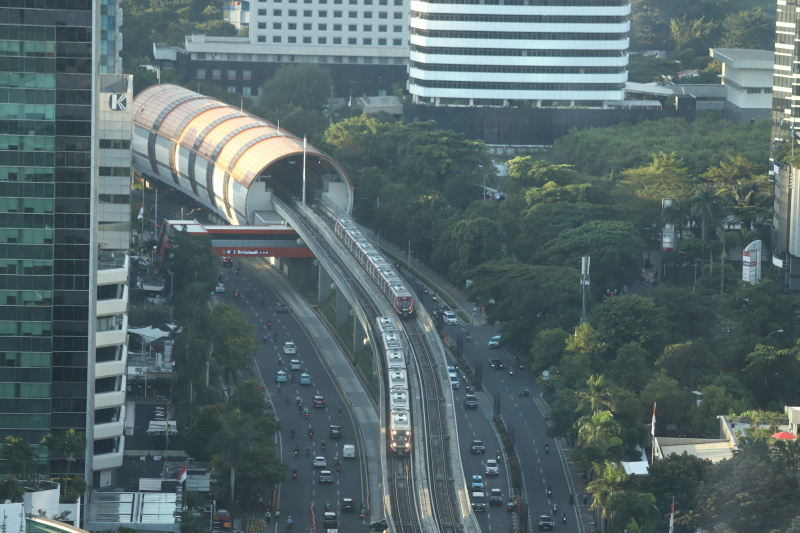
<box><xmin>137</xmin><ymin>206</ymin><xmax>144</xmax><ymax>220</ymax></box>
<box><xmin>651</xmin><ymin>402</ymin><xmax>656</xmax><ymax>437</ymax></box>
<box><xmin>177</xmin><ymin>463</ymin><xmax>187</xmax><ymax>484</ymax></box>
<box><xmin>668</xmin><ymin>498</ymin><xmax>674</xmax><ymax>533</ymax></box>
<box><xmin>348</xmin><ymin>91</ymin><xmax>352</xmax><ymax>107</ymax></box>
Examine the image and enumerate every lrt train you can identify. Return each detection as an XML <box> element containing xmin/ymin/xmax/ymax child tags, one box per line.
<box><xmin>334</xmin><ymin>218</ymin><xmax>414</xmax><ymax>318</ymax></box>
<box><xmin>378</xmin><ymin>315</ymin><xmax>411</xmax><ymax>456</ymax></box>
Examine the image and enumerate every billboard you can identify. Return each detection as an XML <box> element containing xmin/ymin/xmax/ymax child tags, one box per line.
<box><xmin>742</xmin><ymin>240</ymin><xmax>762</xmax><ymax>285</ymax></box>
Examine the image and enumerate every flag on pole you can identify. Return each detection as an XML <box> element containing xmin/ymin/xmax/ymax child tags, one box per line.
<box><xmin>668</xmin><ymin>498</ymin><xmax>674</xmax><ymax>533</ymax></box>
<box><xmin>177</xmin><ymin>463</ymin><xmax>187</xmax><ymax>484</ymax></box>
<box><xmin>138</xmin><ymin>206</ymin><xmax>144</xmax><ymax>220</ymax></box>
<box><xmin>348</xmin><ymin>91</ymin><xmax>352</xmax><ymax>107</ymax></box>
<box><xmin>780</xmin><ymin>111</ymin><xmax>784</xmax><ymax>128</ymax></box>
<box><xmin>651</xmin><ymin>403</ymin><xmax>656</xmax><ymax>437</ymax></box>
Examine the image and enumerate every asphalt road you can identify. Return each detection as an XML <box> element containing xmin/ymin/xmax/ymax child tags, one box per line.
<box><xmin>216</xmin><ymin>259</ymin><xmax>367</xmax><ymax>532</ymax></box>
<box><xmin>426</xmin><ymin>298</ymin><xmax>580</xmax><ymax>533</ymax></box>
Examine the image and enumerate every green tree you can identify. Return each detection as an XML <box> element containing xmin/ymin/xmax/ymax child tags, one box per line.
<box><xmin>641</xmin><ymin>451</ymin><xmax>711</xmax><ymax>525</ymax></box>
<box><xmin>4</xmin><ymin>437</ymin><xmax>37</xmax><ymax>499</ymax></box>
<box><xmin>259</xmin><ymin>64</ymin><xmax>334</xmax><ymax>114</ymax></box>
<box><xmin>163</xmin><ymin>230</ymin><xmax>218</xmax><ymax>296</ymax></box>
<box><xmin>229</xmin><ymin>380</ymin><xmax>267</xmax><ymax>417</ymax></box>
<box><xmin>742</xmin><ymin>343</ymin><xmax>800</xmax><ymax>408</ymax></box>
<box><xmin>573</xmin><ymin>411</ymin><xmax>624</xmax><ymax>472</ymax></box>
<box><xmin>210</xmin><ymin>304</ymin><xmax>258</xmax><ymax>370</ymax></box>
<box><xmin>655</xmin><ymin>340</ymin><xmax>719</xmax><ymax>389</ymax></box>
<box><xmin>718</xmin><ymin>9</ymin><xmax>775</xmax><ymax>50</ymax></box>
<box><xmin>606</xmin><ymin>491</ymin><xmax>661</xmax><ymax>533</ymax></box>
<box><xmin>609</xmin><ymin>342</ymin><xmax>652</xmax><ymax>393</ymax></box>
<box><xmin>40</xmin><ymin>430</ymin><xmax>87</xmax><ymax>496</ymax></box>
<box><xmin>185</xmin><ymin>405</ymin><xmax>227</xmax><ymax>461</ymax></box>
<box><xmin>262</xmin><ymin>102</ymin><xmax>329</xmax><ymax>138</ymax></box>
<box><xmin>506</xmin><ymin>157</ymin><xmax>580</xmax><ymax>191</ymax></box>
<box><xmin>586</xmin><ymin>460</ymin><xmax>628</xmax><ymax>517</ymax></box>
<box><xmin>620</xmin><ymin>152</ymin><xmax>693</xmax><ymax>201</ymax></box>
<box><xmin>530</xmin><ymin>328</ymin><xmax>569</xmax><ymax>372</ymax></box>
<box><xmin>589</xmin><ymin>295</ymin><xmax>669</xmax><ymax>357</ymax></box>
<box><xmin>431</xmin><ymin>216</ymin><xmax>502</xmax><ymax>284</ymax></box>
<box><xmin>626</xmin><ymin>54</ymin><xmax>681</xmax><ymax>84</ymax></box>
<box><xmin>576</xmin><ymin>374</ymin><xmax>617</xmax><ymax>415</ymax></box>
<box><xmin>324</xmin><ymin>115</ymin><xmax>393</xmax><ymax>172</ymax></box>
<box><xmin>689</xmin><ymin>185</ymin><xmax>721</xmax><ymax>245</ymax></box>
<box><xmin>639</xmin><ymin>373</ymin><xmax>694</xmax><ymax>435</ymax></box>
<box><xmin>210</xmin><ymin>409</ymin><xmax>253</xmax><ymax>507</ymax></box>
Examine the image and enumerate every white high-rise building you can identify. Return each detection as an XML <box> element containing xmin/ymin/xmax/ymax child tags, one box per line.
<box><xmin>408</xmin><ymin>0</ymin><xmax>630</xmax><ymax>107</ymax></box>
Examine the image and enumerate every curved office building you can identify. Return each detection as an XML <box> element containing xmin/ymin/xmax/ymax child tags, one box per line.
<box><xmin>408</xmin><ymin>0</ymin><xmax>630</xmax><ymax>107</ymax></box>
<box><xmin>132</xmin><ymin>84</ymin><xmax>353</xmax><ymax>225</ymax></box>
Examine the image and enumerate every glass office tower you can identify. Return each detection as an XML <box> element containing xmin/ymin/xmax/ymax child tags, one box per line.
<box><xmin>0</xmin><ymin>0</ymin><xmax>131</xmax><ymax>490</ymax></box>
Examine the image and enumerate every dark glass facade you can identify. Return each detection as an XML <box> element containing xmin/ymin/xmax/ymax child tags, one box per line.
<box><xmin>0</xmin><ymin>0</ymin><xmax>93</xmax><ymax>470</ymax></box>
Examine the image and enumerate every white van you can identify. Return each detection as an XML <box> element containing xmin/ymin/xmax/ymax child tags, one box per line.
<box><xmin>443</xmin><ymin>311</ymin><xmax>458</xmax><ymax>325</ymax></box>
<box><xmin>343</xmin><ymin>444</ymin><xmax>356</xmax><ymax>459</ymax></box>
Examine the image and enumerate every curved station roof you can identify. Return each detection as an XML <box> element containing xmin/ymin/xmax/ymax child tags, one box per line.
<box><xmin>132</xmin><ymin>84</ymin><xmax>352</xmax><ymax>225</ymax></box>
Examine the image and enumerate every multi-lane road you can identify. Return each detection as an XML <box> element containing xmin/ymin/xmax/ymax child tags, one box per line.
<box><xmin>216</xmin><ymin>261</ymin><xmax>368</xmax><ymax>532</ymax></box>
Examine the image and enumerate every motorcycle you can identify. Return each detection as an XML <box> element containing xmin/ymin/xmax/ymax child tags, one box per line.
<box><xmin>359</xmin><ymin>505</ymin><xmax>366</xmax><ymax>519</ymax></box>
<box><xmin>509</xmin><ymin>368</ymin><xmax>514</xmax><ymax>377</ymax></box>
<box><xmin>305</xmin><ymin>448</ymin><xmax>310</xmax><ymax>457</ymax></box>
<box><xmin>291</xmin><ymin>469</ymin><xmax>297</xmax><ymax>480</ymax></box>
<box><xmin>545</xmin><ymin>444</ymin><xmax>550</xmax><ymax>454</ymax></box>
<box><xmin>465</xmin><ymin>331</ymin><xmax>471</xmax><ymax>341</ymax></box>
<box><xmin>308</xmin><ymin>428</ymin><xmax>314</xmax><ymax>439</ymax></box>
<box><xmin>335</xmin><ymin>461</ymin><xmax>341</xmax><ymax>472</ymax></box>
<box><xmin>294</xmin><ymin>447</ymin><xmax>299</xmax><ymax>457</ymax></box>
<box><xmin>552</xmin><ymin>504</ymin><xmax>558</xmax><ymax>515</ymax></box>
<box><xmin>304</xmin><ymin>409</ymin><xmax>310</xmax><ymax>420</ymax></box>
<box><xmin>562</xmin><ymin>512</ymin><xmax>567</xmax><ymax>524</ymax></box>
<box><xmin>263</xmin><ymin>335</ymin><xmax>267</xmax><ymax>344</ymax></box>
<box><xmin>546</xmin><ymin>486</ymin><xmax>552</xmax><ymax>497</ymax></box>
<box><xmin>321</xmin><ymin>440</ymin><xmax>326</xmax><ymax>451</ymax></box>
<box><xmin>338</xmin><ymin>407</ymin><xmax>343</xmax><ymax>418</ymax></box>
<box><xmin>518</xmin><ymin>388</ymin><xmax>530</xmax><ymax>397</ymax></box>
<box><xmin>325</xmin><ymin>501</ymin><xmax>331</xmax><ymax>512</ymax></box>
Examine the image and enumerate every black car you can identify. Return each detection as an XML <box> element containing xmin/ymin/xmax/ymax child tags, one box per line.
<box><xmin>369</xmin><ymin>519</ymin><xmax>389</xmax><ymax>532</ymax></box>
<box><xmin>312</xmin><ymin>395</ymin><xmax>326</xmax><ymax>408</ymax></box>
<box><xmin>538</xmin><ymin>515</ymin><xmax>554</xmax><ymax>531</ymax></box>
<box><xmin>221</xmin><ymin>257</ymin><xmax>233</xmax><ymax>268</ymax></box>
<box><xmin>329</xmin><ymin>425</ymin><xmax>342</xmax><ymax>439</ymax></box>
<box><xmin>490</xmin><ymin>359</ymin><xmax>504</xmax><ymax>370</ymax></box>
<box><xmin>276</xmin><ymin>301</ymin><xmax>288</xmax><ymax>313</ymax></box>
<box><xmin>471</xmin><ymin>439</ymin><xmax>485</xmax><ymax>454</ymax></box>
<box><xmin>341</xmin><ymin>498</ymin><xmax>355</xmax><ymax>512</ymax></box>
<box><xmin>464</xmin><ymin>394</ymin><xmax>478</xmax><ymax>409</ymax></box>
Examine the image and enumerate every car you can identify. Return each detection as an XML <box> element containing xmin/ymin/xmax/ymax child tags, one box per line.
<box><xmin>471</xmin><ymin>475</ymin><xmax>484</xmax><ymax>491</ymax></box>
<box><xmin>442</xmin><ymin>310</ymin><xmax>458</xmax><ymax>325</ymax></box>
<box><xmin>276</xmin><ymin>301</ymin><xmax>288</xmax><ymax>313</ymax></box>
<box><xmin>283</xmin><ymin>342</ymin><xmax>297</xmax><ymax>355</ymax></box>
<box><xmin>471</xmin><ymin>440</ymin><xmax>485</xmax><ymax>454</ymax></box>
<box><xmin>471</xmin><ymin>491</ymin><xmax>486</xmax><ymax>512</ymax></box>
<box><xmin>488</xmin><ymin>335</ymin><xmax>502</xmax><ymax>348</ymax></box>
<box><xmin>538</xmin><ymin>515</ymin><xmax>554</xmax><ymax>530</ymax></box>
<box><xmin>221</xmin><ymin>257</ymin><xmax>233</xmax><ymax>267</ymax></box>
<box><xmin>323</xmin><ymin>512</ymin><xmax>338</xmax><ymax>528</ymax></box>
<box><xmin>485</xmin><ymin>459</ymin><xmax>499</xmax><ymax>476</ymax></box>
<box><xmin>319</xmin><ymin>470</ymin><xmax>333</xmax><ymax>484</ymax></box>
<box><xmin>313</xmin><ymin>456</ymin><xmax>327</xmax><ymax>468</ymax></box>
<box><xmin>329</xmin><ymin>425</ymin><xmax>342</xmax><ymax>439</ymax></box>
<box><xmin>215</xmin><ymin>282</ymin><xmax>225</xmax><ymax>293</ymax></box>
<box><xmin>490</xmin><ymin>359</ymin><xmax>504</xmax><ymax>370</ymax></box>
<box><xmin>313</xmin><ymin>395</ymin><xmax>326</xmax><ymax>408</ymax></box>
<box><xmin>299</xmin><ymin>372</ymin><xmax>312</xmax><ymax>385</ymax></box>
<box><xmin>341</xmin><ymin>498</ymin><xmax>355</xmax><ymax>512</ymax></box>
<box><xmin>489</xmin><ymin>488</ymin><xmax>503</xmax><ymax>505</ymax></box>
<box><xmin>290</xmin><ymin>359</ymin><xmax>302</xmax><ymax>371</ymax></box>
<box><xmin>464</xmin><ymin>394</ymin><xmax>478</xmax><ymax>409</ymax></box>
<box><xmin>276</xmin><ymin>370</ymin><xmax>287</xmax><ymax>383</ymax></box>
<box><xmin>369</xmin><ymin>519</ymin><xmax>389</xmax><ymax>532</ymax></box>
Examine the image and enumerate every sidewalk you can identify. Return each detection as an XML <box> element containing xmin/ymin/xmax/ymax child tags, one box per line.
<box><xmin>358</xmin><ymin>228</ymin><xmax>483</xmax><ymax>325</ymax></box>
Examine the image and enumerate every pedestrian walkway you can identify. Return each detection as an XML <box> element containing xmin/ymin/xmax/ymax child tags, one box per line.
<box><xmin>358</xmin><ymin>227</ymin><xmax>483</xmax><ymax>325</ymax></box>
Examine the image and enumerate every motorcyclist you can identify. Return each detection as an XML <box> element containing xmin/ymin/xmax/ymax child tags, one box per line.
<box><xmin>305</xmin><ymin>447</ymin><xmax>310</xmax><ymax>457</ymax></box>
<box><xmin>562</xmin><ymin>512</ymin><xmax>567</xmax><ymax>523</ymax></box>
<box><xmin>291</xmin><ymin>468</ymin><xmax>297</xmax><ymax>479</ymax></box>
<box><xmin>509</xmin><ymin>367</ymin><xmax>514</xmax><ymax>377</ymax></box>
<box><xmin>268</xmin><ymin>320</ymin><xmax>272</xmax><ymax>329</ymax></box>
<box><xmin>338</xmin><ymin>406</ymin><xmax>343</xmax><ymax>417</ymax></box>
<box><xmin>325</xmin><ymin>501</ymin><xmax>331</xmax><ymax>511</ymax></box>
<box><xmin>545</xmin><ymin>442</ymin><xmax>550</xmax><ymax>454</ymax></box>
<box><xmin>293</xmin><ymin>446</ymin><xmax>299</xmax><ymax>456</ymax></box>
<box><xmin>547</xmin><ymin>485</ymin><xmax>552</xmax><ymax>497</ymax></box>
<box><xmin>321</xmin><ymin>440</ymin><xmax>326</xmax><ymax>451</ymax></box>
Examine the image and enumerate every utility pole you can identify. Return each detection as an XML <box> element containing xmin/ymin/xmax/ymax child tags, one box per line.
<box><xmin>407</xmin><ymin>240</ymin><xmax>411</xmax><ymax>271</ymax></box>
<box><xmin>580</xmin><ymin>256</ymin><xmax>590</xmax><ymax>325</ymax></box>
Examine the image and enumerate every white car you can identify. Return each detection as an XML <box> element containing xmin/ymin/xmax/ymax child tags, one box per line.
<box><xmin>313</xmin><ymin>456</ymin><xmax>327</xmax><ymax>468</ymax></box>
<box><xmin>485</xmin><ymin>459</ymin><xmax>499</xmax><ymax>476</ymax></box>
<box><xmin>290</xmin><ymin>359</ymin><xmax>302</xmax><ymax>371</ymax></box>
<box><xmin>443</xmin><ymin>310</ymin><xmax>458</xmax><ymax>325</ymax></box>
<box><xmin>283</xmin><ymin>341</ymin><xmax>297</xmax><ymax>355</ymax></box>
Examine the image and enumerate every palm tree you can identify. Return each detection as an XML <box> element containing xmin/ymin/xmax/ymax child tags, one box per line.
<box><xmin>716</xmin><ymin>226</ymin><xmax>739</xmax><ymax>300</ymax></box>
<box><xmin>61</xmin><ymin>430</ymin><xmax>86</xmax><ymax>496</ymax></box>
<box><xmin>662</xmin><ymin>198</ymin><xmax>689</xmax><ymax>239</ymax></box>
<box><xmin>690</xmin><ymin>185</ymin><xmax>720</xmax><ymax>244</ymax></box>
<box><xmin>605</xmin><ymin>491</ymin><xmax>661</xmax><ymax>533</ymax></box>
<box><xmin>735</xmin><ymin>434</ymin><xmax>770</xmax><ymax>461</ymax></box>
<box><xmin>586</xmin><ymin>460</ymin><xmax>628</xmax><ymax>518</ymax></box>
<box><xmin>4</xmin><ymin>436</ymin><xmax>37</xmax><ymax>500</ymax></box>
<box><xmin>211</xmin><ymin>409</ymin><xmax>254</xmax><ymax>509</ymax></box>
<box><xmin>774</xmin><ymin>438</ymin><xmax>800</xmax><ymax>475</ymax></box>
<box><xmin>573</xmin><ymin>410</ymin><xmax>624</xmax><ymax>473</ymax></box>
<box><xmin>576</xmin><ymin>374</ymin><xmax>616</xmax><ymax>415</ymax></box>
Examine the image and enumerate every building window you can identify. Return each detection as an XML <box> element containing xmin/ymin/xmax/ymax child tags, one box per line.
<box><xmin>289</xmin><ymin>9</ymin><xmax>297</xmax><ymax>15</ymax></box>
<box><xmin>304</xmin><ymin>22</ymin><xmax>312</xmax><ymax>29</ymax></box>
<box><xmin>393</xmin><ymin>12</ymin><xmax>401</xmax><ymax>18</ymax></box>
<box><xmin>304</xmin><ymin>9</ymin><xmax>312</xmax><ymax>15</ymax></box>
<box><xmin>394</xmin><ymin>0</ymin><xmax>401</xmax><ymax>4</ymax></box>
<box><xmin>349</xmin><ymin>24</ymin><xmax>357</xmax><ymax>30</ymax></box>
<box><xmin>289</xmin><ymin>36</ymin><xmax>297</xmax><ymax>43</ymax></box>
<box><xmin>319</xmin><ymin>23</ymin><xmax>327</xmax><ymax>30</ymax></box>
<box><xmin>197</xmin><ymin>52</ymin><xmax>206</xmax><ymax>59</ymax></box>
<box><xmin>379</xmin><ymin>24</ymin><xmax>386</xmax><ymax>31</ymax></box>
<box><xmin>349</xmin><ymin>10</ymin><xmax>357</xmax><ymax>17</ymax></box>
<box><xmin>333</xmin><ymin>37</ymin><xmax>342</xmax><ymax>43</ymax></box>
<box><xmin>334</xmin><ymin>56</ymin><xmax>343</xmax><ymax>62</ymax></box>
<box><xmin>274</xmin><ymin>8</ymin><xmax>282</xmax><ymax>14</ymax></box>
<box><xmin>363</xmin><ymin>38</ymin><xmax>372</xmax><ymax>44</ymax></box>
<box><xmin>273</xmin><ymin>36</ymin><xmax>282</xmax><ymax>42</ymax></box>
<box><xmin>334</xmin><ymin>10</ymin><xmax>342</xmax><ymax>16</ymax></box>
<box><xmin>393</xmin><ymin>57</ymin><xmax>403</xmax><ymax>64</ymax></box>
<box><xmin>393</xmin><ymin>24</ymin><xmax>401</xmax><ymax>30</ymax></box>
<box><xmin>258</xmin><ymin>35</ymin><xmax>266</xmax><ymax>42</ymax></box>
<box><xmin>227</xmin><ymin>86</ymin><xmax>236</xmax><ymax>93</ymax></box>
<box><xmin>258</xmin><ymin>8</ymin><xmax>266</xmax><ymax>14</ymax></box>
<box><xmin>319</xmin><ymin>10</ymin><xmax>327</xmax><ymax>16</ymax></box>
<box><xmin>258</xmin><ymin>22</ymin><xmax>266</xmax><ymax>29</ymax></box>
<box><xmin>379</xmin><ymin>11</ymin><xmax>387</xmax><ymax>18</ymax></box>
<box><xmin>348</xmin><ymin>37</ymin><xmax>357</xmax><ymax>44</ymax></box>
<box><xmin>228</xmin><ymin>70</ymin><xmax>236</xmax><ymax>80</ymax></box>
<box><xmin>364</xmin><ymin>11</ymin><xmax>372</xmax><ymax>17</ymax></box>
<box><xmin>364</xmin><ymin>56</ymin><xmax>373</xmax><ymax>63</ymax></box>
<box><xmin>243</xmin><ymin>70</ymin><xmax>252</xmax><ymax>80</ymax></box>
<box><xmin>334</xmin><ymin>23</ymin><xmax>342</xmax><ymax>30</ymax></box>
<box><xmin>273</xmin><ymin>22</ymin><xmax>282</xmax><ymax>28</ymax></box>
<box><xmin>320</xmin><ymin>55</ymin><xmax>328</xmax><ymax>62</ymax></box>
<box><xmin>303</xmin><ymin>36</ymin><xmax>311</xmax><ymax>43</ymax></box>
<box><xmin>196</xmin><ymin>68</ymin><xmax>205</xmax><ymax>79</ymax></box>
<box><xmin>379</xmin><ymin>0</ymin><xmax>387</xmax><ymax>4</ymax></box>
<box><xmin>319</xmin><ymin>37</ymin><xmax>327</xmax><ymax>43</ymax></box>
<box><xmin>349</xmin><ymin>56</ymin><xmax>358</xmax><ymax>63</ymax></box>
<box><xmin>243</xmin><ymin>86</ymin><xmax>252</xmax><ymax>96</ymax></box>
<box><xmin>289</xmin><ymin>22</ymin><xmax>297</xmax><ymax>29</ymax></box>
<box><xmin>393</xmin><ymin>38</ymin><xmax>401</xmax><ymax>45</ymax></box>
<box><xmin>212</xmin><ymin>69</ymin><xmax>221</xmax><ymax>80</ymax></box>
<box><xmin>378</xmin><ymin>38</ymin><xmax>386</xmax><ymax>44</ymax></box>
<box><xmin>379</xmin><ymin>56</ymin><xmax>388</xmax><ymax>63</ymax></box>
<box><xmin>364</xmin><ymin>24</ymin><xmax>372</xmax><ymax>31</ymax></box>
